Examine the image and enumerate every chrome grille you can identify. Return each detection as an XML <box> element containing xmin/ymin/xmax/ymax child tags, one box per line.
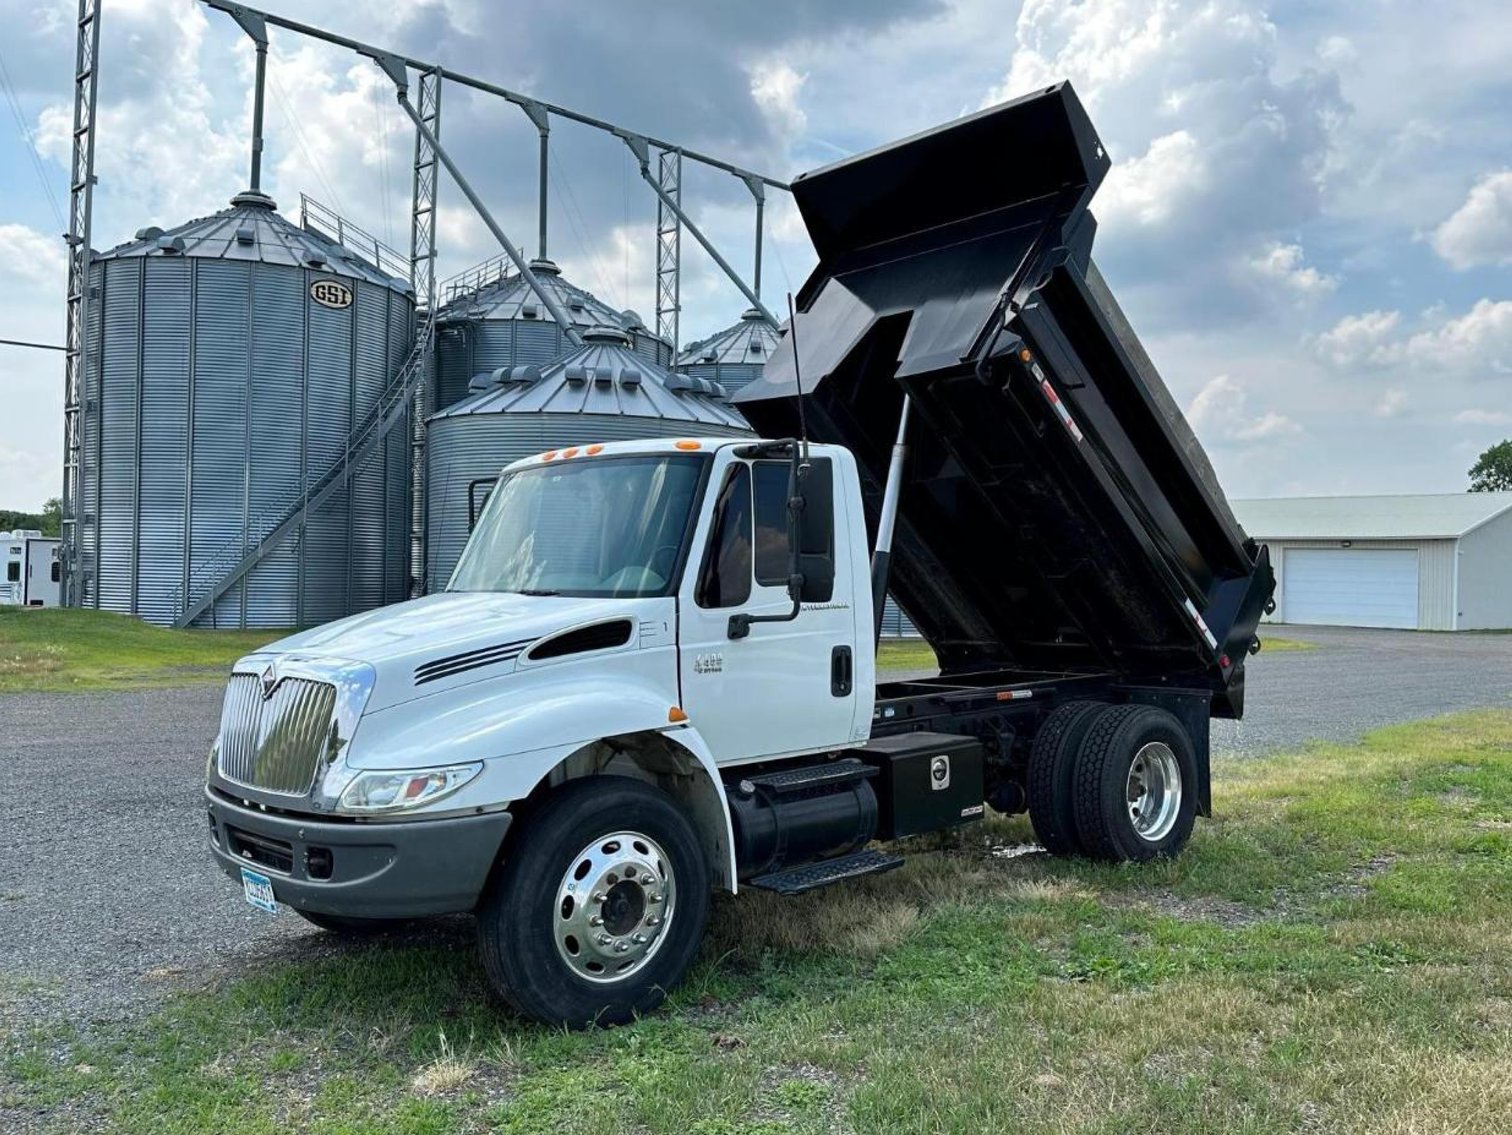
<box><xmin>217</xmin><ymin>674</ymin><xmax>337</xmax><ymax>795</ymax></box>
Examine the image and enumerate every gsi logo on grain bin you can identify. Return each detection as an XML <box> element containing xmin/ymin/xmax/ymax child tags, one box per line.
<box><xmin>309</xmin><ymin>279</ymin><xmax>352</xmax><ymax>309</ymax></box>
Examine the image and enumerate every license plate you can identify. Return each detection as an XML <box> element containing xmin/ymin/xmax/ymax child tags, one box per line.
<box><xmin>241</xmin><ymin>866</ymin><xmax>278</xmax><ymax>914</ymax></box>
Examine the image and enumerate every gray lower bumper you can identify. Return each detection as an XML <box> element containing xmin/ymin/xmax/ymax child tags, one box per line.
<box><xmin>206</xmin><ymin>789</ymin><xmax>512</xmax><ymax>919</ymax></box>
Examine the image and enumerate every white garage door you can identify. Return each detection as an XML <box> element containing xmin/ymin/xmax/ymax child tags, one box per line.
<box><xmin>1284</xmin><ymin>548</ymin><xmax>1419</xmax><ymax>629</ymax></box>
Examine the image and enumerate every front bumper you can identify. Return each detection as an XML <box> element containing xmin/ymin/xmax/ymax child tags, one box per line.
<box><xmin>206</xmin><ymin>789</ymin><xmax>512</xmax><ymax>919</ymax></box>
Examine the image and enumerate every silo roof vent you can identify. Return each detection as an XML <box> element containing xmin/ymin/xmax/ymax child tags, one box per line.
<box><xmin>581</xmin><ymin>325</ymin><xmax>632</xmax><ymax>346</ymax></box>
<box><xmin>235</xmin><ymin>226</ymin><xmax>256</xmax><ymax>246</ymax></box>
<box><xmin>303</xmin><ymin>249</ymin><xmax>328</xmax><ymax>268</ymax></box>
<box><xmin>155</xmin><ymin>235</ymin><xmax>186</xmax><ymax>255</ymax></box>
<box><xmin>620</xmin><ymin>368</ymin><xmax>642</xmax><ymax>389</ymax></box>
<box><xmin>563</xmin><ymin>364</ymin><xmax>587</xmax><ymax>386</ymax></box>
<box><xmin>134</xmin><ymin>225</ymin><xmax>164</xmax><ymax>242</ymax></box>
<box><xmin>229</xmin><ymin>189</ymin><xmax>278</xmax><ymax>210</ymax></box>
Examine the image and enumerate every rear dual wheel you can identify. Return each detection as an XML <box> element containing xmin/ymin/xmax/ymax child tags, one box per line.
<box><xmin>1028</xmin><ymin>702</ymin><xmax>1197</xmax><ymax>862</ymax></box>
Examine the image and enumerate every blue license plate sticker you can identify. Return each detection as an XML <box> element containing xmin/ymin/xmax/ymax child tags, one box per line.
<box><xmin>241</xmin><ymin>866</ymin><xmax>278</xmax><ymax>914</ymax></box>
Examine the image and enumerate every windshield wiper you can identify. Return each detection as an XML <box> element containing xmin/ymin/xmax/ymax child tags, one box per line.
<box><xmin>514</xmin><ymin>588</ymin><xmax>561</xmax><ymax>597</ymax></box>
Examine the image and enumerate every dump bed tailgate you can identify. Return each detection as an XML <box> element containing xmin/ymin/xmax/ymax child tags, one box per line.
<box><xmin>737</xmin><ymin>83</ymin><xmax>1273</xmax><ymax>706</ymax></box>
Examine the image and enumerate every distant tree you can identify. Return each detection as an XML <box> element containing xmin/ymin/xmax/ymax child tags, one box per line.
<box><xmin>40</xmin><ymin>497</ymin><xmax>62</xmax><ymax>537</ymax></box>
<box><xmin>0</xmin><ymin>499</ymin><xmax>61</xmax><ymax>535</ymax></box>
<box><xmin>1469</xmin><ymin>440</ymin><xmax>1512</xmax><ymax>492</ymax></box>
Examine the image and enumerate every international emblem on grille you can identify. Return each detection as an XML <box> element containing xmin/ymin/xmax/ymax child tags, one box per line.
<box><xmin>260</xmin><ymin>664</ymin><xmax>279</xmax><ymax>699</ymax></box>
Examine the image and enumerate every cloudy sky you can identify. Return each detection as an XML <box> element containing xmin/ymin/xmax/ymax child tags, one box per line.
<box><xmin>1</xmin><ymin>0</ymin><xmax>1509</xmax><ymax>510</ymax></box>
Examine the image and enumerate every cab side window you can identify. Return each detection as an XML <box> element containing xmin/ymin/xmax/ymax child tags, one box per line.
<box><xmin>5</xmin><ymin>561</ymin><xmax>17</xmax><ymax>583</ymax></box>
<box><xmin>695</xmin><ymin>464</ymin><xmax>753</xmax><ymax>609</ymax></box>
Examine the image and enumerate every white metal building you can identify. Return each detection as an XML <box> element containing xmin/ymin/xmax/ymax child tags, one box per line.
<box><xmin>1232</xmin><ymin>493</ymin><xmax>1512</xmax><ymax>631</ymax></box>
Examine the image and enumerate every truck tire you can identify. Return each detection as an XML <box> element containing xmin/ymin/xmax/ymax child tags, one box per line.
<box><xmin>295</xmin><ymin>911</ymin><xmax>409</xmax><ymax>936</ymax></box>
<box><xmin>477</xmin><ymin>776</ymin><xmax>710</xmax><ymax>1028</ymax></box>
<box><xmin>1026</xmin><ymin>700</ymin><xmax>1105</xmax><ymax>855</ymax></box>
<box><xmin>1071</xmin><ymin>704</ymin><xmax>1197</xmax><ymax>862</ymax></box>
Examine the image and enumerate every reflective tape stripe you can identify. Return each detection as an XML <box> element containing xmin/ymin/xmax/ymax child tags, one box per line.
<box><xmin>1184</xmin><ymin>598</ymin><xmax>1219</xmax><ymax>651</ymax></box>
<box><xmin>1033</xmin><ymin>369</ymin><xmax>1084</xmax><ymax>443</ymax></box>
<box><xmin>995</xmin><ymin>689</ymin><xmax>1034</xmax><ymax>702</ymax></box>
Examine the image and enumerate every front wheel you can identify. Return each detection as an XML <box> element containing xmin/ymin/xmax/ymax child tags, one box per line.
<box><xmin>477</xmin><ymin>776</ymin><xmax>710</xmax><ymax>1028</ymax></box>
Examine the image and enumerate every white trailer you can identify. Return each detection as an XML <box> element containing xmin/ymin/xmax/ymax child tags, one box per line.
<box><xmin>1</xmin><ymin>530</ymin><xmax>62</xmax><ymax>607</ymax></box>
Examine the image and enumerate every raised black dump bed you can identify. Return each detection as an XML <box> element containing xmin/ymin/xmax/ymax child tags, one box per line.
<box><xmin>738</xmin><ymin>82</ymin><xmax>1274</xmax><ymax>718</ymax></box>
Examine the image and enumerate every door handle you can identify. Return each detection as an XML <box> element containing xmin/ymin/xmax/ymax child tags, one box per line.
<box><xmin>831</xmin><ymin>645</ymin><xmax>853</xmax><ymax>697</ymax></box>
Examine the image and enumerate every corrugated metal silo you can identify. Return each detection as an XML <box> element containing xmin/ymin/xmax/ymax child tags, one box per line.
<box><xmin>79</xmin><ymin>191</ymin><xmax>415</xmax><ymax>628</ymax></box>
<box><xmin>434</xmin><ymin>258</ymin><xmax>672</xmax><ymax>411</ymax></box>
<box><xmin>676</xmin><ymin>308</ymin><xmax>782</xmax><ymax>397</ymax></box>
<box><xmin>425</xmin><ymin>326</ymin><xmax>750</xmax><ymax>589</ymax></box>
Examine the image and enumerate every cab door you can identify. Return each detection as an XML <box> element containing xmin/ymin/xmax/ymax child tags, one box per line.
<box><xmin>677</xmin><ymin>452</ymin><xmax>860</xmax><ymax>765</ymax></box>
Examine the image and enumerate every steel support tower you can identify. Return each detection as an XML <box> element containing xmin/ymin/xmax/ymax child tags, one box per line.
<box><xmin>60</xmin><ymin>0</ymin><xmax>101</xmax><ymax>607</ymax></box>
<box><xmin>655</xmin><ymin>148</ymin><xmax>682</xmax><ymax>354</ymax></box>
<box><xmin>408</xmin><ymin>66</ymin><xmax>441</xmax><ymax>595</ymax></box>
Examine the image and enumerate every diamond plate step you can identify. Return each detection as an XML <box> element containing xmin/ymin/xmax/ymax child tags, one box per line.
<box><xmin>748</xmin><ymin>849</ymin><xmax>904</xmax><ymax>896</ymax></box>
<box><xmin>738</xmin><ymin>758</ymin><xmax>876</xmax><ymax>796</ymax></box>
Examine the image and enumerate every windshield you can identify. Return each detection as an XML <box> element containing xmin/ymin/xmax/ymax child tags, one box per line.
<box><xmin>448</xmin><ymin>455</ymin><xmax>706</xmax><ymax>598</ymax></box>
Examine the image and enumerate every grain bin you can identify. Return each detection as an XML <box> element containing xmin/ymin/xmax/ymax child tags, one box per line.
<box><xmin>676</xmin><ymin>308</ymin><xmax>781</xmax><ymax>398</ymax></box>
<box><xmin>425</xmin><ymin>326</ymin><xmax>750</xmax><ymax>588</ymax></box>
<box><xmin>433</xmin><ymin>258</ymin><xmax>672</xmax><ymax>411</ymax></box>
<box><xmin>79</xmin><ymin>191</ymin><xmax>415</xmax><ymax>627</ymax></box>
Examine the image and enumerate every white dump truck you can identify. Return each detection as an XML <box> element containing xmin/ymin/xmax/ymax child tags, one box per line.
<box><xmin>205</xmin><ymin>84</ymin><xmax>1275</xmax><ymax>1027</ymax></box>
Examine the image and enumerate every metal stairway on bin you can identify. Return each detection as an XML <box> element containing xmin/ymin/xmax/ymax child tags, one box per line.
<box><xmin>168</xmin><ymin>310</ymin><xmax>436</xmax><ymax>628</ymax></box>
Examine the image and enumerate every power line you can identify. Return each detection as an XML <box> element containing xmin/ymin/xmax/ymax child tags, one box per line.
<box><xmin>266</xmin><ymin>49</ymin><xmax>348</xmax><ymax>216</ymax></box>
<box><xmin>0</xmin><ymin>337</ymin><xmax>67</xmax><ymax>352</ymax></box>
<box><xmin>0</xmin><ymin>46</ymin><xmax>66</xmax><ymax>231</ymax></box>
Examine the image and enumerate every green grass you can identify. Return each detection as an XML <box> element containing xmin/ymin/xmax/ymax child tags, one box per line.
<box><xmin>0</xmin><ymin>608</ymin><xmax>282</xmax><ymax>693</ymax></box>
<box><xmin>6</xmin><ymin>711</ymin><xmax>1510</xmax><ymax>1134</ymax></box>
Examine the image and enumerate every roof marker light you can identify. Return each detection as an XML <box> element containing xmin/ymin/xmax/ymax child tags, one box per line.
<box><xmin>541</xmin><ymin>450</ymin><xmax>558</xmax><ymax>461</ymax></box>
<box><xmin>674</xmin><ymin>440</ymin><xmax>702</xmax><ymax>451</ymax></box>
<box><xmin>561</xmin><ymin>446</ymin><xmax>580</xmax><ymax>459</ymax></box>
<box><xmin>586</xmin><ymin>444</ymin><xmax>604</xmax><ymax>455</ymax></box>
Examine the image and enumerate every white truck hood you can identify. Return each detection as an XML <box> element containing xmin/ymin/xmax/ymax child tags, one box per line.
<box><xmin>249</xmin><ymin>591</ymin><xmax>666</xmax><ymax>712</ymax></box>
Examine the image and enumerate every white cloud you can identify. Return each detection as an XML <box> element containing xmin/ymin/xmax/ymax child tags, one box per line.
<box><xmin>1454</xmin><ymin>408</ymin><xmax>1512</xmax><ymax>426</ymax></box>
<box><xmin>1246</xmin><ymin>242</ymin><xmax>1338</xmax><ymax>297</ymax></box>
<box><xmin>1314</xmin><ymin>309</ymin><xmax>1401</xmax><ymax>368</ymax></box>
<box><xmin>0</xmin><ymin>223</ymin><xmax>66</xmax><ymax>290</ymax></box>
<box><xmin>1098</xmin><ymin>130</ymin><xmax>1207</xmax><ymax>227</ymax></box>
<box><xmin>981</xmin><ymin>0</ymin><xmax>1344</xmax><ymax>324</ymax></box>
<box><xmin>1317</xmin><ymin>35</ymin><xmax>1357</xmax><ymax>66</ymax></box>
<box><xmin>1431</xmin><ymin>170</ymin><xmax>1512</xmax><ymax>269</ymax></box>
<box><xmin>1186</xmin><ymin>374</ymin><xmax>1301</xmax><ymax>444</ymax></box>
<box><xmin>1404</xmin><ymin>299</ymin><xmax>1512</xmax><ymax>375</ymax></box>
<box><xmin>749</xmin><ymin>60</ymin><xmax>808</xmax><ymax>141</ymax></box>
<box><xmin>1374</xmin><ymin>388</ymin><xmax>1408</xmax><ymax>418</ymax></box>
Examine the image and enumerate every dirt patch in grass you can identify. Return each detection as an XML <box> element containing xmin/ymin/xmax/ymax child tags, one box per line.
<box><xmin>5</xmin><ymin>711</ymin><xmax>1512</xmax><ymax>1134</ymax></box>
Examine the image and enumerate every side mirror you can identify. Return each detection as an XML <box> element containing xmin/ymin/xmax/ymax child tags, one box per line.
<box><xmin>798</xmin><ymin>552</ymin><xmax>833</xmax><ymax>603</ymax></box>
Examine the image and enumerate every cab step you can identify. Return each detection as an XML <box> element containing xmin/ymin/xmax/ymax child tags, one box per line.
<box><xmin>748</xmin><ymin>849</ymin><xmax>904</xmax><ymax>896</ymax></box>
<box><xmin>738</xmin><ymin>758</ymin><xmax>876</xmax><ymax>796</ymax></box>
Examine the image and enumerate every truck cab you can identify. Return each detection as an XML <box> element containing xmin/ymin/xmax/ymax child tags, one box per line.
<box><xmin>205</xmin><ymin>82</ymin><xmax>1274</xmax><ymax>1028</ymax></box>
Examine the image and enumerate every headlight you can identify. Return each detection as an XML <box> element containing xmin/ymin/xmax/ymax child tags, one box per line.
<box><xmin>337</xmin><ymin>763</ymin><xmax>483</xmax><ymax>814</ymax></box>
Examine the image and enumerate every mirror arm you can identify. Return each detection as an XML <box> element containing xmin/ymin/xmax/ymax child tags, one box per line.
<box><xmin>727</xmin><ymin>448</ymin><xmax>809</xmax><ymax>641</ymax></box>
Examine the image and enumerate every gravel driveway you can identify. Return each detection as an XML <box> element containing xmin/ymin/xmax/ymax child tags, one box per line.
<box><xmin>2</xmin><ymin>625</ymin><xmax>1508</xmax><ymax>1026</ymax></box>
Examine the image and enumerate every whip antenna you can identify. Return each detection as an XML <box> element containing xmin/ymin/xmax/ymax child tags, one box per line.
<box><xmin>786</xmin><ymin>292</ymin><xmax>810</xmax><ymax>460</ymax></box>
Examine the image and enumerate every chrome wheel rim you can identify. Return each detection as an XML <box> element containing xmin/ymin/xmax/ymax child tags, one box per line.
<box><xmin>553</xmin><ymin>830</ymin><xmax>675</xmax><ymax>984</ymax></box>
<box><xmin>1126</xmin><ymin>742</ymin><xmax>1181</xmax><ymax>843</ymax></box>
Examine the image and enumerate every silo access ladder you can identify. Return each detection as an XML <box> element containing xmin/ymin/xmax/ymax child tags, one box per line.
<box><xmin>167</xmin><ymin>312</ymin><xmax>436</xmax><ymax>628</ymax></box>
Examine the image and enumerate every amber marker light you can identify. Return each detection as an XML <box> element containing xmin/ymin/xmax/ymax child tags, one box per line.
<box><xmin>541</xmin><ymin>450</ymin><xmax>558</xmax><ymax>461</ymax></box>
<box><xmin>1018</xmin><ymin>347</ymin><xmax>1033</xmax><ymax>362</ymax></box>
<box><xmin>674</xmin><ymin>440</ymin><xmax>702</xmax><ymax>451</ymax></box>
<box><xmin>668</xmin><ymin>706</ymin><xmax>688</xmax><ymax>723</ymax></box>
<box><xmin>586</xmin><ymin>444</ymin><xmax>604</xmax><ymax>455</ymax></box>
<box><xmin>561</xmin><ymin>446</ymin><xmax>580</xmax><ymax>458</ymax></box>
